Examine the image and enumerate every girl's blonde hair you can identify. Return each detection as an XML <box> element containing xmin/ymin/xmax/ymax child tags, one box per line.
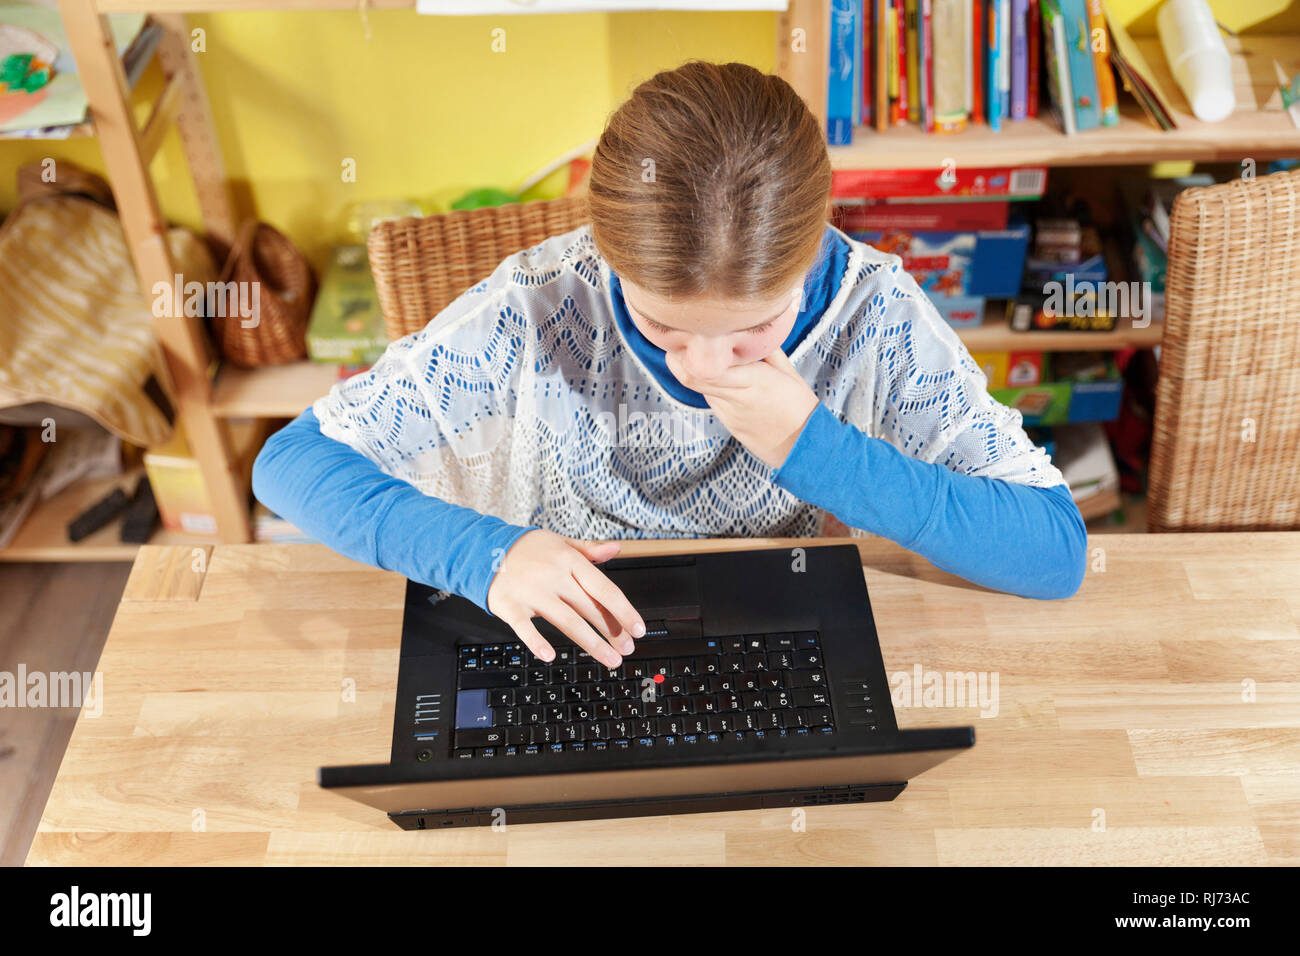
<box><xmin>587</xmin><ymin>60</ymin><xmax>832</xmax><ymax>302</ymax></box>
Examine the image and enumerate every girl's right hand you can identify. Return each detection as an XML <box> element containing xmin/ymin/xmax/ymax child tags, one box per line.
<box><xmin>485</xmin><ymin>529</ymin><xmax>646</xmax><ymax>668</ymax></box>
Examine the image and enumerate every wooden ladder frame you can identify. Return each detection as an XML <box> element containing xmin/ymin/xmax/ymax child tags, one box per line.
<box><xmin>58</xmin><ymin>1</ymin><xmax>251</xmax><ymax>543</ymax></box>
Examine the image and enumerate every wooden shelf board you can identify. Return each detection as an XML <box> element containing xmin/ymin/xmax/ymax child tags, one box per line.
<box><xmin>210</xmin><ymin>361</ymin><xmax>342</xmax><ymax>418</ymax></box>
<box><xmin>1077</xmin><ymin>488</ymin><xmax>1124</xmax><ymax>522</ymax></box>
<box><xmin>956</xmin><ymin>305</ymin><xmax>1163</xmax><ymax>352</ymax></box>
<box><xmin>1</xmin><ymin>468</ymin><xmax>210</xmax><ymax>563</ymax></box>
<box><xmin>96</xmin><ymin>0</ymin><xmax>414</xmax><ymax>10</ymax></box>
<box><xmin>0</xmin><ymin>122</ymin><xmax>95</xmax><ymax>142</ymax></box>
<box><xmin>830</xmin><ymin>35</ymin><xmax>1300</xmax><ymax>172</ymax></box>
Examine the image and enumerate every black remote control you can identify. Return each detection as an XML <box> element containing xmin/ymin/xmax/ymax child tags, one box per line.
<box><xmin>68</xmin><ymin>487</ymin><xmax>130</xmax><ymax>542</ymax></box>
<box><xmin>120</xmin><ymin>474</ymin><xmax>160</xmax><ymax>544</ymax></box>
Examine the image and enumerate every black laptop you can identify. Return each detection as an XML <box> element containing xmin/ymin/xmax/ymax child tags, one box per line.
<box><xmin>319</xmin><ymin>544</ymin><xmax>974</xmax><ymax>828</ymax></box>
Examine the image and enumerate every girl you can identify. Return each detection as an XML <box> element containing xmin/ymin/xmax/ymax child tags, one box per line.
<box><xmin>253</xmin><ymin>61</ymin><xmax>1086</xmax><ymax>672</ymax></box>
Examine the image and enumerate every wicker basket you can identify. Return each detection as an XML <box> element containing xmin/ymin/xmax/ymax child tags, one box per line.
<box><xmin>367</xmin><ymin>196</ymin><xmax>589</xmax><ymax>341</ymax></box>
<box><xmin>1148</xmin><ymin>167</ymin><xmax>1300</xmax><ymax>531</ymax></box>
<box><xmin>212</xmin><ymin>220</ymin><xmax>315</xmax><ymax>367</ymax></box>
<box><xmin>16</xmin><ymin>160</ymin><xmax>115</xmax><ymax>209</ymax></box>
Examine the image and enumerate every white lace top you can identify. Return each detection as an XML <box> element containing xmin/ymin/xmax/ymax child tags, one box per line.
<box><xmin>312</xmin><ymin>222</ymin><xmax>1064</xmax><ymax>541</ymax></box>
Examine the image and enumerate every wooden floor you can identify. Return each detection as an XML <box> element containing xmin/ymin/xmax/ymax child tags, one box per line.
<box><xmin>0</xmin><ymin>561</ymin><xmax>131</xmax><ymax>867</ymax></box>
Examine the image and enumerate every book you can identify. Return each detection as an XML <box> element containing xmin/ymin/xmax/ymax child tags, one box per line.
<box><xmin>306</xmin><ymin>246</ymin><xmax>388</xmax><ymax>365</ymax></box>
<box><xmin>852</xmin><ymin>0</ymin><xmax>864</xmax><ymax>128</ymax></box>
<box><xmin>906</xmin><ymin>0</ymin><xmax>920</xmax><ymax>123</ymax></box>
<box><xmin>0</xmin><ymin>8</ymin><xmax>152</xmax><ymax>136</ymax></box>
<box><xmin>999</xmin><ymin>0</ymin><xmax>1011</xmax><ymax>118</ymax></box>
<box><xmin>1059</xmin><ymin>0</ymin><xmax>1101</xmax><ymax>130</ymax></box>
<box><xmin>862</xmin><ymin>0</ymin><xmax>874</xmax><ymax>125</ymax></box>
<box><xmin>963</xmin><ymin>0</ymin><xmax>975</xmax><ymax>120</ymax></box>
<box><xmin>986</xmin><ymin>0</ymin><xmax>1003</xmax><ymax>129</ymax></box>
<box><xmin>920</xmin><ymin>0</ymin><xmax>934</xmax><ymax>131</ymax></box>
<box><xmin>1101</xmin><ymin>0</ymin><xmax>1176</xmax><ymax>129</ymax></box>
<box><xmin>877</xmin><ymin>0</ymin><xmax>890</xmax><ymax>131</ymax></box>
<box><xmin>1041</xmin><ymin>0</ymin><xmax>1078</xmax><ymax>134</ymax></box>
<box><xmin>1011</xmin><ymin>0</ymin><xmax>1029</xmax><ymax>120</ymax></box>
<box><xmin>828</xmin><ymin>0</ymin><xmax>856</xmax><ymax>144</ymax></box>
<box><xmin>933</xmin><ymin>0</ymin><xmax>968</xmax><ymax>132</ymax></box>
<box><xmin>1086</xmin><ymin>0</ymin><xmax>1119</xmax><ymax>125</ymax></box>
<box><xmin>972</xmin><ymin>0</ymin><xmax>984</xmax><ymax>122</ymax></box>
<box><xmin>1027</xmin><ymin>0</ymin><xmax>1041</xmax><ymax>117</ymax></box>
<box><xmin>897</xmin><ymin>0</ymin><xmax>909</xmax><ymax>123</ymax></box>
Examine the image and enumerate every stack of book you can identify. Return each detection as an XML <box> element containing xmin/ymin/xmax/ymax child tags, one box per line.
<box><xmin>827</xmin><ymin>0</ymin><xmax>1126</xmax><ymax>141</ymax></box>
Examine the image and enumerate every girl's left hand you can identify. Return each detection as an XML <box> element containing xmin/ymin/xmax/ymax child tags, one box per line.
<box><xmin>666</xmin><ymin>346</ymin><xmax>820</xmax><ymax>469</ymax></box>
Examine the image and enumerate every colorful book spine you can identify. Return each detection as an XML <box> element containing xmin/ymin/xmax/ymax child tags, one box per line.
<box><xmin>876</xmin><ymin>0</ymin><xmax>890</xmax><ymax>131</ymax></box>
<box><xmin>1058</xmin><ymin>0</ymin><xmax>1100</xmax><ymax>130</ymax></box>
<box><xmin>886</xmin><ymin>1</ymin><xmax>898</xmax><ymax>122</ymax></box>
<box><xmin>999</xmin><ymin>0</ymin><xmax>1011</xmax><ymax>118</ymax></box>
<box><xmin>1027</xmin><ymin>0</ymin><xmax>1040</xmax><ymax>117</ymax></box>
<box><xmin>828</xmin><ymin>0</ymin><xmax>856</xmax><ymax>144</ymax></box>
<box><xmin>1011</xmin><ymin>0</ymin><xmax>1029</xmax><ymax>119</ymax></box>
<box><xmin>897</xmin><ymin>0</ymin><xmax>909</xmax><ymax>123</ymax></box>
<box><xmin>852</xmin><ymin>0</ymin><xmax>863</xmax><ymax>128</ymax></box>
<box><xmin>1086</xmin><ymin>0</ymin><xmax>1119</xmax><ymax>125</ymax></box>
<box><xmin>933</xmin><ymin>0</ymin><xmax>969</xmax><ymax>132</ymax></box>
<box><xmin>986</xmin><ymin>0</ymin><xmax>1002</xmax><ymax>130</ymax></box>
<box><xmin>921</xmin><ymin>0</ymin><xmax>934</xmax><ymax>131</ymax></box>
<box><xmin>1041</xmin><ymin>0</ymin><xmax>1077</xmax><ymax>134</ymax></box>
<box><xmin>862</xmin><ymin>0</ymin><xmax>873</xmax><ymax>125</ymax></box>
<box><xmin>964</xmin><ymin>0</ymin><xmax>974</xmax><ymax>120</ymax></box>
<box><xmin>906</xmin><ymin>0</ymin><xmax>920</xmax><ymax>123</ymax></box>
<box><xmin>972</xmin><ymin>0</ymin><xmax>984</xmax><ymax>122</ymax></box>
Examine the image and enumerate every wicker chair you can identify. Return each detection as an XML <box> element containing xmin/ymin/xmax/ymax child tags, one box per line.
<box><xmin>366</xmin><ymin>196</ymin><xmax>590</xmax><ymax>342</ymax></box>
<box><xmin>1147</xmin><ymin>167</ymin><xmax>1300</xmax><ymax>531</ymax></box>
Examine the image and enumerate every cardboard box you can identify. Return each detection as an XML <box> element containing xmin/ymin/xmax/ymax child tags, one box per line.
<box><xmin>969</xmin><ymin>351</ymin><xmax>1010</xmax><ymax>389</ymax></box>
<box><xmin>832</xmin><ymin>166</ymin><xmax>1049</xmax><ymax>201</ymax></box>
<box><xmin>850</xmin><ymin>219</ymin><xmax>1031</xmax><ymax>327</ymax></box>
<box><xmin>990</xmin><ymin>355</ymin><xmax>1122</xmax><ymax>426</ymax></box>
<box><xmin>969</xmin><ymin>350</ymin><xmax>1045</xmax><ymax>389</ymax></box>
<box><xmin>1006</xmin><ymin>351</ymin><xmax>1046</xmax><ymax>387</ymax></box>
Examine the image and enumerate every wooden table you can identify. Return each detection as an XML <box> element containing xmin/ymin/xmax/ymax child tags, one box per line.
<box><xmin>26</xmin><ymin>534</ymin><xmax>1300</xmax><ymax>866</ymax></box>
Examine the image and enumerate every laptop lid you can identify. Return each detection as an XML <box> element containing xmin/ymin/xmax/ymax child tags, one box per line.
<box><xmin>319</xmin><ymin>726</ymin><xmax>974</xmax><ymax>815</ymax></box>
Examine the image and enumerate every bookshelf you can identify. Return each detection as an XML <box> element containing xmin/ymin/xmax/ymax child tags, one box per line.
<box><xmin>818</xmin><ymin>34</ymin><xmax>1300</xmax><ymax>171</ymax></box>
<box><xmin>8</xmin><ymin>0</ymin><xmax>1292</xmax><ymax>560</ymax></box>
<box><xmin>0</xmin><ymin>467</ymin><xmax>194</xmax><ymax>562</ymax></box>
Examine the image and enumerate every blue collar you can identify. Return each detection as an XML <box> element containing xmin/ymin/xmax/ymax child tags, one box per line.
<box><xmin>608</xmin><ymin>226</ymin><xmax>849</xmax><ymax>408</ymax></box>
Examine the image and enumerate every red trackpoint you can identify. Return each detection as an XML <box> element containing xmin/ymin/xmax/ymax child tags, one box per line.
<box><xmin>653</xmin><ymin>674</ymin><xmax>664</xmax><ymax>684</ymax></box>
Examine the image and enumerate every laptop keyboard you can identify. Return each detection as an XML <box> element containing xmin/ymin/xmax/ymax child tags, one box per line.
<box><xmin>442</xmin><ymin>630</ymin><xmax>873</xmax><ymax>758</ymax></box>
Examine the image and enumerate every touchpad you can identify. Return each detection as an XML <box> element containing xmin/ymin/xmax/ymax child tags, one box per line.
<box><xmin>608</xmin><ymin>563</ymin><xmax>701</xmax><ymax>619</ymax></box>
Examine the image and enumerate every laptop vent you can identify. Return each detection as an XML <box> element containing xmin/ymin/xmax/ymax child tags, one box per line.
<box><xmin>800</xmin><ymin>790</ymin><xmax>870</xmax><ymax>806</ymax></box>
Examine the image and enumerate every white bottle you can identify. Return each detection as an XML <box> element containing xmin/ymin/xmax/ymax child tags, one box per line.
<box><xmin>1157</xmin><ymin>0</ymin><xmax>1236</xmax><ymax>122</ymax></box>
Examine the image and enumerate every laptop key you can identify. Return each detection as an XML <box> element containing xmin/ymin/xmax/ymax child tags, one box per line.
<box><xmin>458</xmin><ymin>670</ymin><xmax>523</xmax><ymax>690</ymax></box>
<box><xmin>789</xmin><ymin>670</ymin><xmax>827</xmax><ymax>688</ymax></box>
<box><xmin>794</xmin><ymin>688</ymin><xmax>829</xmax><ymax>707</ymax></box>
<box><xmin>795</xmin><ymin>649</ymin><xmax>823</xmax><ymax>668</ymax></box>
<box><xmin>457</xmin><ymin>728</ymin><xmax>506</xmax><ymax>748</ymax></box>
<box><xmin>454</xmin><ymin>689</ymin><xmax>494</xmax><ymax>729</ymax></box>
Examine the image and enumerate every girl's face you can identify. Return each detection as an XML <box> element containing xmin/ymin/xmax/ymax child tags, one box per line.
<box><xmin>620</xmin><ymin>277</ymin><xmax>804</xmax><ymax>385</ymax></box>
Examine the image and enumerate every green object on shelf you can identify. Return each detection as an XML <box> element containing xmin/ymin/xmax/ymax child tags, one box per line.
<box><xmin>450</xmin><ymin>187</ymin><xmax>519</xmax><ymax>211</ymax></box>
<box><xmin>0</xmin><ymin>53</ymin><xmax>51</xmax><ymax>94</ymax></box>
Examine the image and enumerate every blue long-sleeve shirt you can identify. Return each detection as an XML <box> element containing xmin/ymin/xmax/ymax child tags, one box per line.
<box><xmin>253</xmin><ymin>227</ymin><xmax>1086</xmax><ymax>609</ymax></box>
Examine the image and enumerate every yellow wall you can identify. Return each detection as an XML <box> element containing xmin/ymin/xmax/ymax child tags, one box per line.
<box><xmin>0</xmin><ymin>9</ymin><xmax>776</xmax><ymax>270</ymax></box>
<box><xmin>1</xmin><ymin>3</ymin><xmax>1294</xmax><ymax>270</ymax></box>
<box><xmin>1110</xmin><ymin>0</ymin><xmax>1298</xmax><ymax>36</ymax></box>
